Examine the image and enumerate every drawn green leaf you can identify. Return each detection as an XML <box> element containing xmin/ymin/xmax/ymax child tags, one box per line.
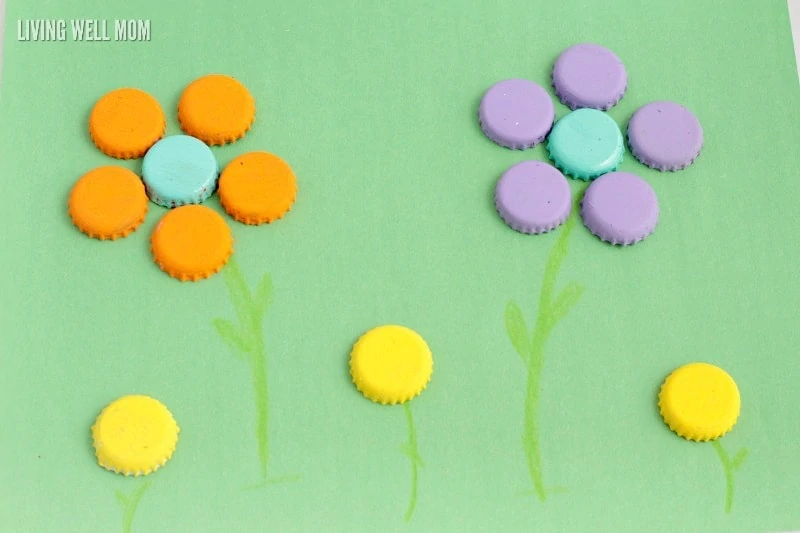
<box><xmin>221</xmin><ymin>258</ymin><xmax>254</xmax><ymax>329</ymax></box>
<box><xmin>254</xmin><ymin>273</ymin><xmax>273</xmax><ymax>319</ymax></box>
<box><xmin>550</xmin><ymin>282</ymin><xmax>584</xmax><ymax>324</ymax></box>
<box><xmin>732</xmin><ymin>448</ymin><xmax>749</xmax><ymax>470</ymax></box>
<box><xmin>114</xmin><ymin>491</ymin><xmax>128</xmax><ymax>508</ymax></box>
<box><xmin>399</xmin><ymin>443</ymin><xmax>424</xmax><ymax>467</ymax></box>
<box><xmin>505</xmin><ymin>301</ymin><xmax>531</xmax><ymax>361</ymax></box>
<box><xmin>127</xmin><ymin>479</ymin><xmax>152</xmax><ymax>509</ymax></box>
<box><xmin>116</xmin><ymin>480</ymin><xmax>152</xmax><ymax>533</ymax></box>
<box><xmin>540</xmin><ymin>214</ymin><xmax>577</xmax><ymax>305</ymax></box>
<box><xmin>213</xmin><ymin>318</ymin><xmax>250</xmax><ymax>356</ymax></box>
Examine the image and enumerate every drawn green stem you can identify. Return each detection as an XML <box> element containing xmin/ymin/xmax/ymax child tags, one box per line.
<box><xmin>250</xmin><ymin>334</ymin><xmax>269</xmax><ymax>482</ymax></box>
<box><xmin>399</xmin><ymin>402</ymin><xmax>424</xmax><ymax>522</ymax></box>
<box><xmin>522</xmin><ymin>344</ymin><xmax>546</xmax><ymax>499</ymax></box>
<box><xmin>711</xmin><ymin>440</ymin><xmax>748</xmax><ymax>513</ymax></box>
<box><xmin>115</xmin><ymin>479</ymin><xmax>151</xmax><ymax>533</ymax></box>
<box><xmin>214</xmin><ymin>257</ymin><xmax>274</xmax><ymax>484</ymax></box>
<box><xmin>505</xmin><ymin>209</ymin><xmax>584</xmax><ymax>502</ymax></box>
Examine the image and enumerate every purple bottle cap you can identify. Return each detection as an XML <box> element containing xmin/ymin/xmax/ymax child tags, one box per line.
<box><xmin>580</xmin><ymin>171</ymin><xmax>659</xmax><ymax>246</ymax></box>
<box><xmin>495</xmin><ymin>161</ymin><xmax>571</xmax><ymax>234</ymax></box>
<box><xmin>552</xmin><ymin>43</ymin><xmax>627</xmax><ymax>111</ymax></box>
<box><xmin>479</xmin><ymin>79</ymin><xmax>555</xmax><ymax>150</ymax></box>
<box><xmin>628</xmin><ymin>101</ymin><xmax>703</xmax><ymax>171</ymax></box>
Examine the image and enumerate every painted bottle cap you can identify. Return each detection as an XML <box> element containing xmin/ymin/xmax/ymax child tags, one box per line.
<box><xmin>479</xmin><ymin>79</ymin><xmax>555</xmax><ymax>150</ymax></box>
<box><xmin>659</xmin><ymin>363</ymin><xmax>740</xmax><ymax>441</ymax></box>
<box><xmin>92</xmin><ymin>395</ymin><xmax>179</xmax><ymax>476</ymax></box>
<box><xmin>178</xmin><ymin>74</ymin><xmax>256</xmax><ymax>146</ymax></box>
<box><xmin>547</xmin><ymin>108</ymin><xmax>624</xmax><ymax>179</ymax></box>
<box><xmin>495</xmin><ymin>161</ymin><xmax>571</xmax><ymax>234</ymax></box>
<box><xmin>89</xmin><ymin>88</ymin><xmax>166</xmax><ymax>159</ymax></box>
<box><xmin>68</xmin><ymin>166</ymin><xmax>148</xmax><ymax>240</ymax></box>
<box><xmin>142</xmin><ymin>135</ymin><xmax>219</xmax><ymax>208</ymax></box>
<box><xmin>552</xmin><ymin>43</ymin><xmax>627</xmax><ymax>110</ymax></box>
<box><xmin>580</xmin><ymin>171</ymin><xmax>659</xmax><ymax>246</ymax></box>
<box><xmin>350</xmin><ymin>325</ymin><xmax>433</xmax><ymax>405</ymax></box>
<box><xmin>628</xmin><ymin>101</ymin><xmax>703</xmax><ymax>171</ymax></box>
<box><xmin>219</xmin><ymin>152</ymin><xmax>298</xmax><ymax>225</ymax></box>
<box><xmin>151</xmin><ymin>205</ymin><xmax>233</xmax><ymax>281</ymax></box>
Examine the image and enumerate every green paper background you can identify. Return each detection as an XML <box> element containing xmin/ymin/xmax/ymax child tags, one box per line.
<box><xmin>1</xmin><ymin>0</ymin><xmax>799</xmax><ymax>531</ymax></box>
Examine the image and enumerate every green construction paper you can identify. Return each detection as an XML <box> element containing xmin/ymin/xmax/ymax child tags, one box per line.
<box><xmin>1</xmin><ymin>0</ymin><xmax>799</xmax><ymax>531</ymax></box>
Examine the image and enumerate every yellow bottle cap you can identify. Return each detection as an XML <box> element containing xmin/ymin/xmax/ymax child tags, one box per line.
<box><xmin>92</xmin><ymin>395</ymin><xmax>179</xmax><ymax>476</ymax></box>
<box><xmin>350</xmin><ymin>325</ymin><xmax>433</xmax><ymax>405</ymax></box>
<box><xmin>89</xmin><ymin>88</ymin><xmax>166</xmax><ymax>159</ymax></box>
<box><xmin>658</xmin><ymin>362</ymin><xmax>740</xmax><ymax>442</ymax></box>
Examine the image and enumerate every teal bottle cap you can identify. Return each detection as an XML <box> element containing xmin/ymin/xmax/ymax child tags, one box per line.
<box><xmin>142</xmin><ymin>135</ymin><xmax>219</xmax><ymax>208</ymax></box>
<box><xmin>546</xmin><ymin>109</ymin><xmax>624</xmax><ymax>180</ymax></box>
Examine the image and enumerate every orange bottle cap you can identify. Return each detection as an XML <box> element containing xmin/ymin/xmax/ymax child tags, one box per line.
<box><xmin>68</xmin><ymin>166</ymin><xmax>148</xmax><ymax>240</ymax></box>
<box><xmin>178</xmin><ymin>74</ymin><xmax>255</xmax><ymax>146</ymax></box>
<box><xmin>219</xmin><ymin>152</ymin><xmax>297</xmax><ymax>225</ymax></box>
<box><xmin>150</xmin><ymin>205</ymin><xmax>233</xmax><ymax>281</ymax></box>
<box><xmin>89</xmin><ymin>88</ymin><xmax>166</xmax><ymax>159</ymax></box>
